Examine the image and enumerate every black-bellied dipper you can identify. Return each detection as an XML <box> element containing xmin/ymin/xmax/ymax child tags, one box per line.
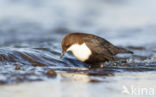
<box><xmin>60</xmin><ymin>32</ymin><xmax>133</xmax><ymax>67</ymax></box>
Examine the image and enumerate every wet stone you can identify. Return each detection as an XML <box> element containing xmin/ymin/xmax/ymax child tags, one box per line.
<box><xmin>32</xmin><ymin>63</ymin><xmax>46</xmax><ymax>67</ymax></box>
<box><xmin>15</xmin><ymin>65</ymin><xmax>20</xmax><ymax>70</ymax></box>
<box><xmin>17</xmin><ymin>77</ymin><xmax>23</xmax><ymax>81</ymax></box>
<box><xmin>46</xmin><ymin>69</ymin><xmax>57</xmax><ymax>77</ymax></box>
<box><xmin>0</xmin><ymin>54</ymin><xmax>7</xmax><ymax>61</ymax></box>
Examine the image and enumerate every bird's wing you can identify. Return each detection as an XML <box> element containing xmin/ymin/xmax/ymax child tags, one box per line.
<box><xmin>84</xmin><ymin>37</ymin><xmax>115</xmax><ymax>61</ymax></box>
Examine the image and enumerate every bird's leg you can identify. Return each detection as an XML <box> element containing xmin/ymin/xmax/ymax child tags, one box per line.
<box><xmin>100</xmin><ymin>62</ymin><xmax>104</xmax><ymax>68</ymax></box>
<box><xmin>89</xmin><ymin>64</ymin><xmax>97</xmax><ymax>69</ymax></box>
<box><xmin>89</xmin><ymin>64</ymin><xmax>103</xmax><ymax>69</ymax></box>
<box><xmin>89</xmin><ymin>64</ymin><xmax>93</xmax><ymax>69</ymax></box>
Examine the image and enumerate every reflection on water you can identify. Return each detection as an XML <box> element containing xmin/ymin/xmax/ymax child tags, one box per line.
<box><xmin>0</xmin><ymin>71</ymin><xmax>156</xmax><ymax>97</ymax></box>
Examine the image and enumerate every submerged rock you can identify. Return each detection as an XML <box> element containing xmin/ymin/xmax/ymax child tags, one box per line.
<box><xmin>15</xmin><ymin>65</ymin><xmax>20</xmax><ymax>70</ymax></box>
<box><xmin>46</xmin><ymin>69</ymin><xmax>57</xmax><ymax>77</ymax></box>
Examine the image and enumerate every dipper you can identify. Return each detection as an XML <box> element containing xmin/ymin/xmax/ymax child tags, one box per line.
<box><xmin>60</xmin><ymin>32</ymin><xmax>133</xmax><ymax>67</ymax></box>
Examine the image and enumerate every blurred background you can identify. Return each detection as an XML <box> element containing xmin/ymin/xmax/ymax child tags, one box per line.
<box><xmin>0</xmin><ymin>0</ymin><xmax>156</xmax><ymax>47</ymax></box>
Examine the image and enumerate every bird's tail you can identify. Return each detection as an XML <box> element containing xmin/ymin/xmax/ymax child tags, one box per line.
<box><xmin>116</xmin><ymin>47</ymin><xmax>133</xmax><ymax>54</ymax></box>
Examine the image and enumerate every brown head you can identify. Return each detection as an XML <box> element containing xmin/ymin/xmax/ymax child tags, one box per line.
<box><xmin>60</xmin><ymin>33</ymin><xmax>90</xmax><ymax>58</ymax></box>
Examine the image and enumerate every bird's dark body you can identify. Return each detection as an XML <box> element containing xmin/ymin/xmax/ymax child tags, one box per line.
<box><xmin>61</xmin><ymin>32</ymin><xmax>133</xmax><ymax>65</ymax></box>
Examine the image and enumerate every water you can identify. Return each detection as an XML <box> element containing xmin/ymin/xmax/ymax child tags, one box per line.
<box><xmin>0</xmin><ymin>0</ymin><xmax>156</xmax><ymax>97</ymax></box>
<box><xmin>1</xmin><ymin>71</ymin><xmax>156</xmax><ymax>97</ymax></box>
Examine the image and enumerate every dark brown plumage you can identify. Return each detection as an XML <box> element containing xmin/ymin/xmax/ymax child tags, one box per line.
<box><xmin>61</xmin><ymin>32</ymin><xmax>133</xmax><ymax>67</ymax></box>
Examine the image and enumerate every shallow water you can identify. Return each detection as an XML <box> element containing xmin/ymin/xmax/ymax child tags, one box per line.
<box><xmin>1</xmin><ymin>71</ymin><xmax>156</xmax><ymax>97</ymax></box>
<box><xmin>0</xmin><ymin>0</ymin><xmax>156</xmax><ymax>97</ymax></box>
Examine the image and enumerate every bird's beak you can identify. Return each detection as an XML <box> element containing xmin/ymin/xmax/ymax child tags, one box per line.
<box><xmin>60</xmin><ymin>51</ymin><xmax>65</xmax><ymax>58</ymax></box>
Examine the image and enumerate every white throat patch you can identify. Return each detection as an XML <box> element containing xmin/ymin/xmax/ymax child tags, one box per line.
<box><xmin>67</xmin><ymin>43</ymin><xmax>92</xmax><ymax>62</ymax></box>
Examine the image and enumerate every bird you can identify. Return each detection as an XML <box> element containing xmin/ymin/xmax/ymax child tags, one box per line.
<box><xmin>60</xmin><ymin>32</ymin><xmax>133</xmax><ymax>68</ymax></box>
